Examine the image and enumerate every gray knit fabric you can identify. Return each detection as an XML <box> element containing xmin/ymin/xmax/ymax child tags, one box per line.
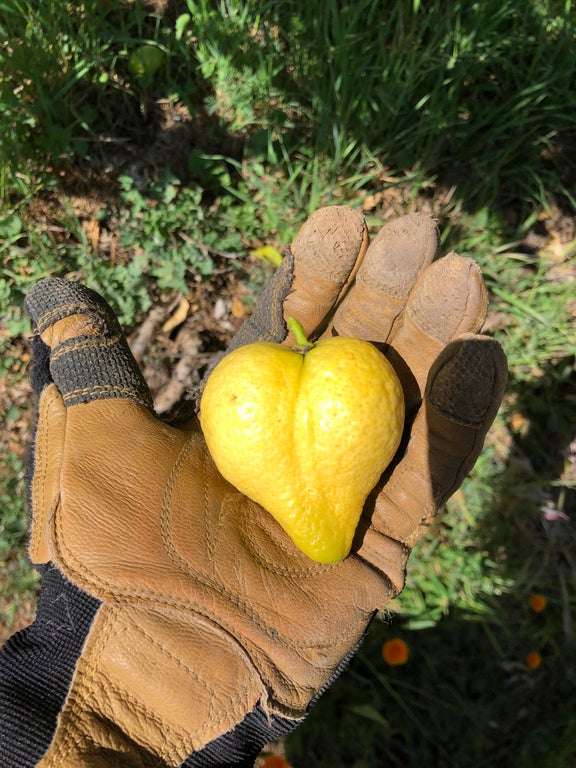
<box><xmin>25</xmin><ymin>278</ymin><xmax>153</xmax><ymax>409</ymax></box>
<box><xmin>225</xmin><ymin>249</ymin><xmax>293</xmax><ymax>351</ymax></box>
<box><xmin>25</xmin><ymin>279</ymin><xmax>117</xmax><ymax>335</ymax></box>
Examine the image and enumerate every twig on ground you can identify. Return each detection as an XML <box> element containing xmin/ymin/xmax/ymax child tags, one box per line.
<box><xmin>154</xmin><ymin>325</ymin><xmax>201</xmax><ymax>414</ymax></box>
<box><xmin>179</xmin><ymin>232</ymin><xmax>240</xmax><ymax>259</ymax></box>
<box><xmin>129</xmin><ymin>306</ymin><xmax>167</xmax><ymax>363</ymax></box>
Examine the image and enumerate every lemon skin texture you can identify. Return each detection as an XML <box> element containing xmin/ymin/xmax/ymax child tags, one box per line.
<box><xmin>199</xmin><ymin>337</ymin><xmax>404</xmax><ymax>564</ymax></box>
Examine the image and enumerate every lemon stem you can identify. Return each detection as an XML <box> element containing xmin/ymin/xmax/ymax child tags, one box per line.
<box><xmin>287</xmin><ymin>316</ymin><xmax>314</xmax><ymax>351</ymax></box>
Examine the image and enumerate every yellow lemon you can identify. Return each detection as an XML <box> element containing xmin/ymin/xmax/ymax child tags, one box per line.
<box><xmin>200</xmin><ymin>337</ymin><xmax>404</xmax><ymax>563</ymax></box>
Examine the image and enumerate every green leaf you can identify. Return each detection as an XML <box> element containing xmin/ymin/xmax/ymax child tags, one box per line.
<box><xmin>349</xmin><ymin>704</ymin><xmax>391</xmax><ymax>729</ymax></box>
<box><xmin>403</xmin><ymin>618</ymin><xmax>439</xmax><ymax>630</ymax></box>
<box><xmin>175</xmin><ymin>13</ymin><xmax>191</xmax><ymax>41</ymax></box>
<box><xmin>128</xmin><ymin>45</ymin><xmax>165</xmax><ymax>80</ymax></box>
<box><xmin>0</xmin><ymin>214</ymin><xmax>22</xmax><ymax>238</ymax></box>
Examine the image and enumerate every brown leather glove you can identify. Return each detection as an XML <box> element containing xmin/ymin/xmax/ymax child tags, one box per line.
<box><xmin>12</xmin><ymin>208</ymin><xmax>506</xmax><ymax>767</ymax></box>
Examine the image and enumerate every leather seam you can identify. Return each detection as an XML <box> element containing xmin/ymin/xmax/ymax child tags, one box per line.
<box><xmin>159</xmin><ymin>438</ymin><xmax>361</xmax><ymax>648</ymax></box>
<box><xmin>203</xmin><ymin>447</ymin><xmax>216</xmax><ymax>573</ymax></box>
<box><xmin>238</xmin><ymin>505</ymin><xmax>337</xmax><ymax>578</ymax></box>
<box><xmin>52</xmin><ymin>473</ymin><xmax>358</xmax><ymax>651</ymax></box>
<box><xmin>355</xmin><ymin>547</ymin><xmax>403</xmax><ymax>597</ymax></box>
<box><xmin>42</xmin><ymin>607</ymin><xmax>117</xmax><ymax>766</ymax></box>
<box><xmin>375</xmin><ymin>480</ymin><xmax>433</xmax><ymax>547</ymax></box>
<box><xmin>44</xmin><ymin>709</ymin><xmax>88</xmax><ymax>767</ymax></box>
<box><xmin>75</xmin><ymin>705</ymin><xmax>174</xmax><ymax>767</ymax></box>
<box><xmin>90</xmin><ymin>668</ymin><xmax>190</xmax><ymax>762</ymax></box>
<box><xmin>113</xmin><ymin>610</ymin><xmax>228</xmax><ymax>718</ymax></box>
<box><xmin>36</xmin><ymin>302</ymin><xmax>106</xmax><ymax>328</ymax></box>
<box><xmin>51</xmin><ymin>334</ymin><xmax>121</xmax><ymax>362</ymax></box>
<box><xmin>63</xmin><ymin>384</ymin><xmax>146</xmax><ymax>398</ymax></box>
<box><xmin>62</xmin><ymin>385</ymin><xmax>151</xmax><ymax>408</ymax></box>
<box><xmin>94</xmin><ymin>621</ymin><xmax>256</xmax><ymax>753</ymax></box>
<box><xmin>31</xmin><ymin>390</ymin><xmax>50</xmax><ymax>556</ymax></box>
<box><xmin>161</xmin><ymin>439</ymin><xmax>294</xmax><ymax>645</ymax></box>
<box><xmin>80</xmin><ymin>606</ymin><xmax>183</xmax><ymax>764</ymax></box>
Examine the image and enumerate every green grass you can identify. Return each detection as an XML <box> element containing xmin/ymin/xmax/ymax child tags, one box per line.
<box><xmin>1</xmin><ymin>1</ymin><xmax>575</xmax><ymax>207</ymax></box>
<box><xmin>0</xmin><ymin>0</ymin><xmax>575</xmax><ymax>765</ymax></box>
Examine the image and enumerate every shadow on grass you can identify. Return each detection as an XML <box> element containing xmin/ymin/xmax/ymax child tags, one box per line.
<box><xmin>227</xmin><ymin>0</ymin><xmax>575</xmax><ymax>217</ymax></box>
<box><xmin>6</xmin><ymin>1</ymin><xmax>575</xmax><ymax>220</ymax></box>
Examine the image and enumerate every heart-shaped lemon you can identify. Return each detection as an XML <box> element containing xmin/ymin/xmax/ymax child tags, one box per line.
<box><xmin>199</xmin><ymin>333</ymin><xmax>404</xmax><ymax>563</ymax></box>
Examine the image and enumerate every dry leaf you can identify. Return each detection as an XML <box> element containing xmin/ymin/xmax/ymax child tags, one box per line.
<box><xmin>541</xmin><ymin>235</ymin><xmax>576</xmax><ymax>264</ymax></box>
<box><xmin>213</xmin><ymin>298</ymin><xmax>227</xmax><ymax>320</ymax></box>
<box><xmin>231</xmin><ymin>297</ymin><xmax>246</xmax><ymax>318</ymax></box>
<box><xmin>162</xmin><ymin>296</ymin><xmax>190</xmax><ymax>334</ymax></box>
<box><xmin>510</xmin><ymin>411</ymin><xmax>530</xmax><ymax>435</ymax></box>
<box><xmin>362</xmin><ymin>192</ymin><xmax>383</xmax><ymax>211</ymax></box>
<box><xmin>83</xmin><ymin>219</ymin><xmax>100</xmax><ymax>251</ymax></box>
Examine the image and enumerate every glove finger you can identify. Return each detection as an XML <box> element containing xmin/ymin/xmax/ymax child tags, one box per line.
<box><xmin>323</xmin><ymin>212</ymin><xmax>438</xmax><ymax>340</ymax></box>
<box><xmin>229</xmin><ymin>206</ymin><xmax>368</xmax><ymax>351</ymax></box>
<box><xmin>357</xmin><ymin>335</ymin><xmax>507</xmax><ymax>584</ymax></box>
<box><xmin>386</xmin><ymin>253</ymin><xmax>488</xmax><ymax>416</ymax></box>
<box><xmin>282</xmin><ymin>205</ymin><xmax>369</xmax><ymax>342</ymax></box>
<box><xmin>25</xmin><ymin>278</ymin><xmax>153</xmax><ymax>410</ymax></box>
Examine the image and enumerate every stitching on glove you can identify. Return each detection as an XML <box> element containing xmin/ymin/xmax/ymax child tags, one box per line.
<box><xmin>115</xmin><ymin>609</ymin><xmax>229</xmax><ymax>719</ymax></box>
<box><xmin>203</xmin><ymin>448</ymin><xmax>217</xmax><ymax>572</ymax></box>
<box><xmin>160</xmin><ymin>439</ymin><xmax>298</xmax><ymax>645</ymax></box>
<box><xmin>91</xmin><ymin>668</ymin><xmax>191</xmax><ymax>762</ymax></box>
<box><xmin>61</xmin><ymin>384</ymin><xmax>152</xmax><ymax>408</ymax></box>
<box><xmin>356</xmin><ymin>528</ymin><xmax>407</xmax><ymax>596</ymax></box>
<box><xmin>87</xmin><ymin>606</ymin><xmax>187</xmax><ymax>763</ymax></box>
<box><xmin>196</xmin><ymin>682</ymin><xmax>257</xmax><ymax>747</ymax></box>
<box><xmin>31</xmin><ymin>389</ymin><xmax>51</xmax><ymax>556</ymax></box>
<box><xmin>238</xmin><ymin>505</ymin><xmax>338</xmax><ymax>579</ymax></box>
<box><xmin>146</xmin><ymin>602</ymin><xmax>276</xmax><ymax>739</ymax></box>
<box><xmin>44</xmin><ymin>706</ymin><xmax>88</xmax><ymax>767</ymax></box>
<box><xmin>63</xmin><ymin>384</ymin><xmax>148</xmax><ymax>398</ymax></box>
<box><xmin>36</xmin><ymin>302</ymin><xmax>107</xmax><ymax>331</ymax></box>
<box><xmin>384</xmin><ymin>457</ymin><xmax>435</xmax><ymax>522</ymax></box>
<box><xmin>63</xmin><ymin>695</ymin><xmax>171</xmax><ymax>768</ymax></box>
<box><xmin>51</xmin><ymin>501</ymin><xmax>274</xmax><ymax>651</ymax></box>
<box><xmin>160</xmin><ymin>438</ymin><xmax>362</xmax><ymax>649</ymax></box>
<box><xmin>374</xmin><ymin>492</ymin><xmax>429</xmax><ymax>547</ymax></box>
<box><xmin>51</xmin><ymin>460</ymin><xmax>361</xmax><ymax>651</ymax></box>
<box><xmin>90</xmin><ymin>605</ymin><xmax>185</xmax><ymax>763</ymax></box>
<box><xmin>48</xmin><ymin>603</ymin><xmax>259</xmax><ymax>761</ymax></box>
<box><xmin>40</xmin><ymin>609</ymin><xmax>115</xmax><ymax>766</ymax></box>
<box><xmin>50</xmin><ymin>334</ymin><xmax>121</xmax><ymax>362</ymax></box>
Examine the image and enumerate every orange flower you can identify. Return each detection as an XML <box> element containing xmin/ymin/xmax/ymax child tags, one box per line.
<box><xmin>261</xmin><ymin>756</ymin><xmax>291</xmax><ymax>768</ymax></box>
<box><xmin>525</xmin><ymin>650</ymin><xmax>542</xmax><ymax>670</ymax></box>
<box><xmin>382</xmin><ymin>638</ymin><xmax>410</xmax><ymax>666</ymax></box>
<box><xmin>529</xmin><ymin>594</ymin><xmax>547</xmax><ymax>613</ymax></box>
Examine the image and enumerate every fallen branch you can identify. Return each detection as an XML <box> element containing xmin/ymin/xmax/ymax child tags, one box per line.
<box><xmin>154</xmin><ymin>326</ymin><xmax>201</xmax><ymax>414</ymax></box>
<box><xmin>129</xmin><ymin>306</ymin><xmax>167</xmax><ymax>364</ymax></box>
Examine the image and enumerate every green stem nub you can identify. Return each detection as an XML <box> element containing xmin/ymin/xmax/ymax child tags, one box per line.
<box><xmin>287</xmin><ymin>316</ymin><xmax>314</xmax><ymax>352</ymax></box>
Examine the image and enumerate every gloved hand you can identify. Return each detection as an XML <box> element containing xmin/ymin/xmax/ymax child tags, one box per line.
<box><xmin>0</xmin><ymin>208</ymin><xmax>507</xmax><ymax>768</ymax></box>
